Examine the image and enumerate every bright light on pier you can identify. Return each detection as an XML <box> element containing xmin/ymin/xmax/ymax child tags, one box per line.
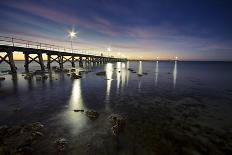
<box><xmin>69</xmin><ymin>31</ymin><xmax>77</xmax><ymax>38</ymax></box>
<box><xmin>107</xmin><ymin>47</ymin><xmax>111</xmax><ymax>52</ymax></box>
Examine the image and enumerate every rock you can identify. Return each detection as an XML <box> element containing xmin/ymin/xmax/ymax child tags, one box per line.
<box><xmin>70</xmin><ymin>69</ymin><xmax>76</xmax><ymax>72</ymax></box>
<box><xmin>14</xmin><ymin>108</ymin><xmax>22</xmax><ymax>112</ymax></box>
<box><xmin>108</xmin><ymin>114</ymin><xmax>126</xmax><ymax>137</ymax></box>
<box><xmin>54</xmin><ymin>68</ymin><xmax>62</xmax><ymax>73</ymax></box>
<box><xmin>67</xmin><ymin>73</ymin><xmax>71</xmax><ymax>76</ymax></box>
<box><xmin>132</xmin><ymin>71</ymin><xmax>137</xmax><ymax>73</ymax></box>
<box><xmin>35</xmin><ymin>76</ymin><xmax>42</xmax><ymax>81</ymax></box>
<box><xmin>31</xmin><ymin>131</ymin><xmax>43</xmax><ymax>138</ymax></box>
<box><xmin>128</xmin><ymin>68</ymin><xmax>134</xmax><ymax>71</ymax></box>
<box><xmin>16</xmin><ymin>144</ymin><xmax>34</xmax><ymax>155</ymax></box>
<box><xmin>71</xmin><ymin>73</ymin><xmax>82</xmax><ymax>79</ymax></box>
<box><xmin>0</xmin><ymin>77</ymin><xmax>5</xmax><ymax>81</ymax></box>
<box><xmin>30</xmin><ymin>122</ymin><xmax>44</xmax><ymax>131</ymax></box>
<box><xmin>137</xmin><ymin>74</ymin><xmax>143</xmax><ymax>77</ymax></box>
<box><xmin>86</xmin><ymin>110</ymin><xmax>99</xmax><ymax>119</ymax></box>
<box><xmin>118</xmin><ymin>71</ymin><xmax>121</xmax><ymax>73</ymax></box>
<box><xmin>143</xmin><ymin>72</ymin><xmax>148</xmax><ymax>75</ymax></box>
<box><xmin>1</xmin><ymin>70</ymin><xmax>10</xmax><ymax>73</ymax></box>
<box><xmin>42</xmin><ymin>75</ymin><xmax>48</xmax><ymax>80</ymax></box>
<box><xmin>52</xmin><ymin>66</ymin><xmax>58</xmax><ymax>70</ymax></box>
<box><xmin>24</xmin><ymin>73</ymin><xmax>34</xmax><ymax>80</ymax></box>
<box><xmin>63</xmin><ymin>69</ymin><xmax>69</xmax><ymax>73</ymax></box>
<box><xmin>34</xmin><ymin>70</ymin><xmax>44</xmax><ymax>75</ymax></box>
<box><xmin>74</xmin><ymin>109</ymin><xmax>84</xmax><ymax>112</ymax></box>
<box><xmin>96</xmin><ymin>71</ymin><xmax>106</xmax><ymax>76</ymax></box>
<box><xmin>55</xmin><ymin>138</ymin><xmax>68</xmax><ymax>151</ymax></box>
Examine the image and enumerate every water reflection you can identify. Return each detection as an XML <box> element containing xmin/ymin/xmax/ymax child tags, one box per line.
<box><xmin>126</xmin><ymin>61</ymin><xmax>130</xmax><ymax>86</ymax></box>
<box><xmin>155</xmin><ymin>61</ymin><xmax>159</xmax><ymax>86</ymax></box>
<box><xmin>64</xmin><ymin>79</ymin><xmax>87</xmax><ymax>135</ymax></box>
<box><xmin>121</xmin><ymin>63</ymin><xmax>126</xmax><ymax>92</ymax></box>
<box><xmin>138</xmin><ymin>61</ymin><xmax>143</xmax><ymax>75</ymax></box>
<box><xmin>173</xmin><ymin>61</ymin><xmax>178</xmax><ymax>88</ymax></box>
<box><xmin>105</xmin><ymin>63</ymin><xmax>113</xmax><ymax>111</ymax></box>
<box><xmin>116</xmin><ymin>62</ymin><xmax>121</xmax><ymax>94</ymax></box>
<box><xmin>138</xmin><ymin>61</ymin><xmax>143</xmax><ymax>91</ymax></box>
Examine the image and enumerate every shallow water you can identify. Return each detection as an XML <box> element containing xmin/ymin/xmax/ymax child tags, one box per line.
<box><xmin>0</xmin><ymin>61</ymin><xmax>232</xmax><ymax>154</ymax></box>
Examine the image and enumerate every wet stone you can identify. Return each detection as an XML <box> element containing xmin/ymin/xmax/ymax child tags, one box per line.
<box><xmin>71</xmin><ymin>73</ymin><xmax>82</xmax><ymax>79</ymax></box>
<box><xmin>86</xmin><ymin>110</ymin><xmax>99</xmax><ymax>119</ymax></box>
<box><xmin>96</xmin><ymin>71</ymin><xmax>106</xmax><ymax>76</ymax></box>
<box><xmin>0</xmin><ymin>77</ymin><xmax>5</xmax><ymax>81</ymax></box>
<box><xmin>74</xmin><ymin>109</ymin><xmax>84</xmax><ymax>112</ymax></box>
<box><xmin>55</xmin><ymin>138</ymin><xmax>68</xmax><ymax>152</ymax></box>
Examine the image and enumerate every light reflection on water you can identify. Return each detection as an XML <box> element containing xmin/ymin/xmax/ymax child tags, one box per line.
<box><xmin>173</xmin><ymin>61</ymin><xmax>178</xmax><ymax>88</ymax></box>
<box><xmin>116</xmin><ymin>62</ymin><xmax>121</xmax><ymax>94</ymax></box>
<box><xmin>155</xmin><ymin>61</ymin><xmax>159</xmax><ymax>87</ymax></box>
<box><xmin>105</xmin><ymin>63</ymin><xmax>113</xmax><ymax>111</ymax></box>
<box><xmin>138</xmin><ymin>61</ymin><xmax>143</xmax><ymax>74</ymax></box>
<box><xmin>63</xmin><ymin>79</ymin><xmax>88</xmax><ymax>135</ymax></box>
<box><xmin>126</xmin><ymin>61</ymin><xmax>130</xmax><ymax>87</ymax></box>
<box><xmin>138</xmin><ymin>61</ymin><xmax>143</xmax><ymax>91</ymax></box>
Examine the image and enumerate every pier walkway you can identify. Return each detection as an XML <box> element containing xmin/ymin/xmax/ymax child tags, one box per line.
<box><xmin>0</xmin><ymin>36</ymin><xmax>126</xmax><ymax>73</ymax></box>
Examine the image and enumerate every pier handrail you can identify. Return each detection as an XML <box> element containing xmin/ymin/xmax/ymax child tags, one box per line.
<box><xmin>0</xmin><ymin>35</ymin><xmax>106</xmax><ymax>57</ymax></box>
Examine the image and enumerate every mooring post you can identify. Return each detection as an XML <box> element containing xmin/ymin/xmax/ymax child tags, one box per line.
<box><xmin>38</xmin><ymin>52</ymin><xmax>45</xmax><ymax>71</ymax></box>
<box><xmin>7</xmin><ymin>49</ymin><xmax>17</xmax><ymax>73</ymax></box>
<box><xmin>24</xmin><ymin>52</ymin><xmax>29</xmax><ymax>72</ymax></box>
<box><xmin>47</xmin><ymin>54</ymin><xmax>51</xmax><ymax>69</ymax></box>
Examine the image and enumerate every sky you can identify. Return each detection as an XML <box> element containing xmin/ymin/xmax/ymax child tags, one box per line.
<box><xmin>0</xmin><ymin>0</ymin><xmax>232</xmax><ymax>60</ymax></box>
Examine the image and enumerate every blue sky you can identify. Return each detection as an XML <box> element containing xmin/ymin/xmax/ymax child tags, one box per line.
<box><xmin>0</xmin><ymin>0</ymin><xmax>232</xmax><ymax>60</ymax></box>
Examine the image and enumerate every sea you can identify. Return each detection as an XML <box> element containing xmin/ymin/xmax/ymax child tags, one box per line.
<box><xmin>0</xmin><ymin>60</ymin><xmax>232</xmax><ymax>155</ymax></box>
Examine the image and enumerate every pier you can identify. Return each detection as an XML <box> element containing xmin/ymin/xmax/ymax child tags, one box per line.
<box><xmin>0</xmin><ymin>36</ymin><xmax>126</xmax><ymax>73</ymax></box>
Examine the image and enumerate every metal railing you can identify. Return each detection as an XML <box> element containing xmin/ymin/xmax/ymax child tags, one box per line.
<box><xmin>0</xmin><ymin>35</ymin><xmax>107</xmax><ymax>57</ymax></box>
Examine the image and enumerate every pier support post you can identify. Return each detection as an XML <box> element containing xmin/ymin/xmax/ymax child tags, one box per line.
<box><xmin>47</xmin><ymin>54</ymin><xmax>51</xmax><ymax>69</ymax></box>
<box><xmin>38</xmin><ymin>52</ymin><xmax>45</xmax><ymax>71</ymax></box>
<box><xmin>59</xmin><ymin>55</ymin><xmax>63</xmax><ymax>69</ymax></box>
<box><xmin>24</xmin><ymin>53</ymin><xmax>29</xmax><ymax>72</ymax></box>
<box><xmin>0</xmin><ymin>49</ymin><xmax>17</xmax><ymax>73</ymax></box>
<box><xmin>71</xmin><ymin>55</ymin><xmax>75</xmax><ymax>67</ymax></box>
<box><xmin>79</xmin><ymin>56</ymin><xmax>83</xmax><ymax>67</ymax></box>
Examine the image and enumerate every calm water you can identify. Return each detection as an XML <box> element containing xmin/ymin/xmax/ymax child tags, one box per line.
<box><xmin>0</xmin><ymin>61</ymin><xmax>232</xmax><ymax>154</ymax></box>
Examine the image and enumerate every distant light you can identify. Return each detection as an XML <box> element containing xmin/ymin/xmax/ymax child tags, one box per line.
<box><xmin>117</xmin><ymin>52</ymin><xmax>121</xmax><ymax>55</ymax></box>
<box><xmin>157</xmin><ymin>57</ymin><xmax>159</xmax><ymax>59</ymax></box>
<box><xmin>140</xmin><ymin>56</ymin><xmax>142</xmax><ymax>59</ymax></box>
<box><xmin>175</xmin><ymin>56</ymin><xmax>178</xmax><ymax>60</ymax></box>
<box><xmin>107</xmin><ymin>47</ymin><xmax>111</xmax><ymax>52</ymax></box>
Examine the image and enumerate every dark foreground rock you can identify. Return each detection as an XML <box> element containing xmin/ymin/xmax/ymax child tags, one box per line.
<box><xmin>96</xmin><ymin>71</ymin><xmax>106</xmax><ymax>76</ymax></box>
<box><xmin>0</xmin><ymin>77</ymin><xmax>5</xmax><ymax>81</ymax></box>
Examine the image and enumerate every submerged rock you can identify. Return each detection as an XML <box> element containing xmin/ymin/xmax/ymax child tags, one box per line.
<box><xmin>71</xmin><ymin>73</ymin><xmax>82</xmax><ymax>79</ymax></box>
<box><xmin>55</xmin><ymin>138</ymin><xmax>68</xmax><ymax>151</ymax></box>
<box><xmin>96</xmin><ymin>71</ymin><xmax>106</xmax><ymax>76</ymax></box>
<box><xmin>63</xmin><ymin>69</ymin><xmax>69</xmax><ymax>73</ymax></box>
<box><xmin>24</xmin><ymin>73</ymin><xmax>34</xmax><ymax>80</ymax></box>
<box><xmin>70</xmin><ymin>68</ymin><xmax>76</xmax><ymax>72</ymax></box>
<box><xmin>128</xmin><ymin>68</ymin><xmax>134</xmax><ymax>71</ymax></box>
<box><xmin>0</xmin><ymin>77</ymin><xmax>5</xmax><ymax>81</ymax></box>
<box><xmin>74</xmin><ymin>109</ymin><xmax>84</xmax><ymax>112</ymax></box>
<box><xmin>86</xmin><ymin>110</ymin><xmax>99</xmax><ymax>119</ymax></box>
<box><xmin>108</xmin><ymin>114</ymin><xmax>126</xmax><ymax>137</ymax></box>
<box><xmin>143</xmin><ymin>72</ymin><xmax>148</xmax><ymax>75</ymax></box>
<box><xmin>137</xmin><ymin>74</ymin><xmax>143</xmax><ymax>77</ymax></box>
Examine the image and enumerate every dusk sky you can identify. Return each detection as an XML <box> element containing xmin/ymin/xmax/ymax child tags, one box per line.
<box><xmin>0</xmin><ymin>0</ymin><xmax>232</xmax><ymax>60</ymax></box>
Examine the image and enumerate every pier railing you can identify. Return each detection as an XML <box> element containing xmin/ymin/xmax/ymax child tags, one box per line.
<box><xmin>0</xmin><ymin>35</ymin><xmax>105</xmax><ymax>57</ymax></box>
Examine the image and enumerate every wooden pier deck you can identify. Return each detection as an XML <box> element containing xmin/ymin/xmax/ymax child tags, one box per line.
<box><xmin>0</xmin><ymin>36</ymin><xmax>126</xmax><ymax>73</ymax></box>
